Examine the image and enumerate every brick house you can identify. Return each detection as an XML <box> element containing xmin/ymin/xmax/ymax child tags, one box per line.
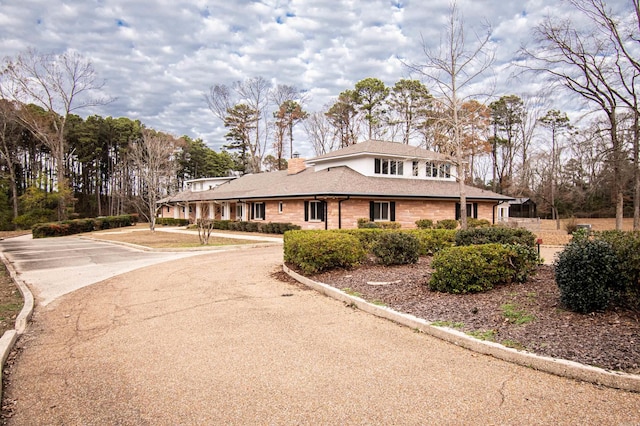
<box><xmin>159</xmin><ymin>140</ymin><xmax>511</xmax><ymax>229</ymax></box>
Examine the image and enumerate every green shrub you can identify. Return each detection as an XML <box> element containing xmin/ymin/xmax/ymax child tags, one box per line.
<box><xmin>32</xmin><ymin>222</ymin><xmax>71</xmax><ymax>238</ymax></box>
<box><xmin>155</xmin><ymin>217</ymin><xmax>189</xmax><ymax>227</ymax></box>
<box><xmin>211</xmin><ymin>220</ymin><xmax>229</xmax><ymax>230</ymax></box>
<box><xmin>467</xmin><ymin>218</ymin><xmax>491</xmax><ymax>229</ymax></box>
<box><xmin>455</xmin><ymin>226</ymin><xmax>536</xmax><ymax>247</ymax></box>
<box><xmin>435</xmin><ymin>219</ymin><xmax>458</xmax><ymax>230</ymax></box>
<box><xmin>554</xmin><ymin>239</ymin><xmax>618</xmax><ymax>313</ymax></box>
<box><xmin>74</xmin><ymin>218</ymin><xmax>96</xmax><ymax>233</ymax></box>
<box><xmin>592</xmin><ymin>230</ymin><xmax>640</xmax><ymax>309</ymax></box>
<box><xmin>32</xmin><ymin>215</ymin><xmax>134</xmax><ymax>238</ymax></box>
<box><xmin>96</xmin><ymin>215</ymin><xmax>134</xmax><ymax>229</ymax></box>
<box><xmin>415</xmin><ymin>219</ymin><xmax>434</xmax><ymax>229</ymax></box>
<box><xmin>430</xmin><ymin>244</ymin><xmax>538</xmax><ymax>294</ymax></box>
<box><xmin>258</xmin><ymin>222</ymin><xmax>301</xmax><ymax>234</ymax></box>
<box><xmin>405</xmin><ymin>229</ymin><xmax>456</xmax><ymax>255</ymax></box>
<box><xmin>377</xmin><ymin>221</ymin><xmax>401</xmax><ymax>229</ymax></box>
<box><xmin>357</xmin><ymin>218</ymin><xmax>378</xmax><ymax>228</ymax></box>
<box><xmin>334</xmin><ymin>229</ymin><xmax>384</xmax><ymax>251</ymax></box>
<box><xmin>284</xmin><ymin>230</ymin><xmax>367</xmax><ymax>274</ymax></box>
<box><xmin>371</xmin><ymin>232</ymin><xmax>420</xmax><ymax>265</ymax></box>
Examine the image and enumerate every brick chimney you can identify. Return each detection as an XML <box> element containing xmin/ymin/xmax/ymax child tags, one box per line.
<box><xmin>287</xmin><ymin>157</ymin><xmax>306</xmax><ymax>175</ymax></box>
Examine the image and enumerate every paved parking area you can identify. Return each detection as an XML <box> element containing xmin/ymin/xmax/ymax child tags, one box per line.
<box><xmin>1</xmin><ymin>240</ymin><xmax>639</xmax><ymax>424</ymax></box>
<box><xmin>0</xmin><ymin>235</ymin><xmax>206</xmax><ymax>306</ymax></box>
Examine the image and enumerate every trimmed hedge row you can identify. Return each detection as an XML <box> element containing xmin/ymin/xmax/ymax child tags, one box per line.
<box><xmin>430</xmin><ymin>244</ymin><xmax>538</xmax><ymax>294</ymax></box>
<box><xmin>335</xmin><ymin>228</ymin><xmax>456</xmax><ymax>255</ymax></box>
<box><xmin>156</xmin><ymin>217</ymin><xmax>190</xmax><ymax>226</ymax></box>
<box><xmin>211</xmin><ymin>220</ymin><xmax>300</xmax><ymax>234</ymax></box>
<box><xmin>32</xmin><ymin>215</ymin><xmax>135</xmax><ymax>238</ymax></box>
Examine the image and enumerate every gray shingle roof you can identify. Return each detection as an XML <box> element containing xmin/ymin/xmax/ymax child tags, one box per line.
<box><xmin>162</xmin><ymin>166</ymin><xmax>511</xmax><ymax>203</ymax></box>
<box><xmin>308</xmin><ymin>139</ymin><xmax>449</xmax><ymax>163</ymax></box>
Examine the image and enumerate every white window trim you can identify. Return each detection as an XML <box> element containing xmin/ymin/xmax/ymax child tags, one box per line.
<box><xmin>373</xmin><ymin>201</ymin><xmax>391</xmax><ymax>221</ymax></box>
<box><xmin>254</xmin><ymin>202</ymin><xmax>265</xmax><ymax>220</ymax></box>
<box><xmin>308</xmin><ymin>200</ymin><xmax>323</xmax><ymax>222</ymax></box>
<box><xmin>374</xmin><ymin>158</ymin><xmax>404</xmax><ymax>176</ymax></box>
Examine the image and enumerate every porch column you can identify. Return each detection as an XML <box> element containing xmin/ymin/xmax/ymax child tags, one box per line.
<box><xmin>196</xmin><ymin>203</ymin><xmax>202</xmax><ymax>220</ymax></box>
<box><xmin>173</xmin><ymin>204</ymin><xmax>179</xmax><ymax>219</ymax></box>
<box><xmin>208</xmin><ymin>202</ymin><xmax>215</xmax><ymax>219</ymax></box>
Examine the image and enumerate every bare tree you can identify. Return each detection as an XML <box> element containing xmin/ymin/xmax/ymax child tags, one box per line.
<box><xmin>539</xmin><ymin>109</ymin><xmax>572</xmax><ymax>229</ymax></box>
<box><xmin>234</xmin><ymin>77</ymin><xmax>271</xmax><ymax>172</ymax></box>
<box><xmin>407</xmin><ymin>1</ymin><xmax>495</xmax><ymax>229</ymax></box>
<box><xmin>205</xmin><ymin>84</ymin><xmax>233</xmax><ymax>122</ymax></box>
<box><xmin>304</xmin><ymin>111</ymin><xmax>339</xmax><ymax>155</ymax></box>
<box><xmin>129</xmin><ymin>129</ymin><xmax>180</xmax><ymax>231</ymax></box>
<box><xmin>0</xmin><ymin>49</ymin><xmax>111</xmax><ymax>219</ymax></box>
<box><xmin>196</xmin><ymin>203</ymin><xmax>214</xmax><ymax>245</ymax></box>
<box><xmin>522</xmin><ymin>3</ymin><xmax>635</xmax><ymax>229</ymax></box>
<box><xmin>206</xmin><ymin>77</ymin><xmax>273</xmax><ymax>173</ymax></box>
<box><xmin>569</xmin><ymin>0</ymin><xmax>640</xmax><ymax>229</ymax></box>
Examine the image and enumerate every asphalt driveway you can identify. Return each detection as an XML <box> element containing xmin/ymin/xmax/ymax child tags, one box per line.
<box><xmin>1</xmin><ymin>239</ymin><xmax>639</xmax><ymax>424</ymax></box>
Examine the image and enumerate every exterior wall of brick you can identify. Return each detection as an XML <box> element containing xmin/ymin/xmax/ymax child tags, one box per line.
<box><xmin>477</xmin><ymin>202</ymin><xmax>495</xmax><ymax>223</ymax></box>
<box><xmin>160</xmin><ymin>198</ymin><xmax>497</xmax><ymax>229</ymax></box>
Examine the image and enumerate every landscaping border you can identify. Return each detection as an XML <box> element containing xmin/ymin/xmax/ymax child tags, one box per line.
<box><xmin>283</xmin><ymin>264</ymin><xmax>640</xmax><ymax>393</ymax></box>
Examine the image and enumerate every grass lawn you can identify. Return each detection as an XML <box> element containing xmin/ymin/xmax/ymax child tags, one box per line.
<box><xmin>91</xmin><ymin>228</ymin><xmax>261</xmax><ymax>248</ymax></box>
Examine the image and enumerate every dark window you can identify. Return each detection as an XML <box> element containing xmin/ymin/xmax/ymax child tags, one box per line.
<box><xmin>253</xmin><ymin>202</ymin><xmax>265</xmax><ymax>220</ymax></box>
<box><xmin>304</xmin><ymin>201</ymin><xmax>325</xmax><ymax>222</ymax></box>
<box><xmin>455</xmin><ymin>202</ymin><xmax>478</xmax><ymax>220</ymax></box>
<box><xmin>370</xmin><ymin>201</ymin><xmax>396</xmax><ymax>221</ymax></box>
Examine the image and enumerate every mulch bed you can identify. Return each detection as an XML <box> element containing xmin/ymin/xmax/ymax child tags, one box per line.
<box><xmin>280</xmin><ymin>257</ymin><xmax>640</xmax><ymax>374</ymax></box>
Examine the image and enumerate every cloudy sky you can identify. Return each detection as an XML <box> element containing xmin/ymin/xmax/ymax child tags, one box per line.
<box><xmin>0</xmin><ymin>0</ymin><xmax>631</xmax><ymax>156</ymax></box>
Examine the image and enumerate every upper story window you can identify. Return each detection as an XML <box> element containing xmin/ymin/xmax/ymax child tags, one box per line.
<box><xmin>374</xmin><ymin>158</ymin><xmax>404</xmax><ymax>176</ymax></box>
<box><xmin>412</xmin><ymin>161</ymin><xmax>419</xmax><ymax>177</ymax></box>
<box><xmin>426</xmin><ymin>161</ymin><xmax>451</xmax><ymax>179</ymax></box>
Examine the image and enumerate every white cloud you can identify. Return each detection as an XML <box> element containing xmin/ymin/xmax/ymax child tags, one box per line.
<box><xmin>0</xmin><ymin>0</ymin><xmax>633</xmax><ymax>156</ymax></box>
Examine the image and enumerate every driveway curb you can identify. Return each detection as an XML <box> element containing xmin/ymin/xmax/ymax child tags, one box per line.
<box><xmin>283</xmin><ymin>264</ymin><xmax>640</xmax><ymax>393</ymax></box>
<box><xmin>0</xmin><ymin>252</ymin><xmax>35</xmax><ymax>401</ymax></box>
<box><xmin>81</xmin><ymin>236</ymin><xmax>282</xmax><ymax>252</ymax></box>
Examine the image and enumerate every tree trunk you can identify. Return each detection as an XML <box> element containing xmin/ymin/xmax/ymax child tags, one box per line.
<box><xmin>634</xmin><ymin>112</ymin><xmax>640</xmax><ymax>230</ymax></box>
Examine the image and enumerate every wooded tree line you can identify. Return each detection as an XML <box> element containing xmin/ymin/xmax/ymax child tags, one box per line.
<box><xmin>0</xmin><ymin>0</ymin><xmax>637</xmax><ymax>230</ymax></box>
<box><xmin>0</xmin><ymin>97</ymin><xmax>237</xmax><ymax>229</ymax></box>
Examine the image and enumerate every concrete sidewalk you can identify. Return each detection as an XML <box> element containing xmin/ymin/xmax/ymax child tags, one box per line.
<box><xmin>153</xmin><ymin>226</ymin><xmax>284</xmax><ymax>243</ymax></box>
<box><xmin>3</xmin><ymin>245</ymin><xmax>639</xmax><ymax>425</ymax></box>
